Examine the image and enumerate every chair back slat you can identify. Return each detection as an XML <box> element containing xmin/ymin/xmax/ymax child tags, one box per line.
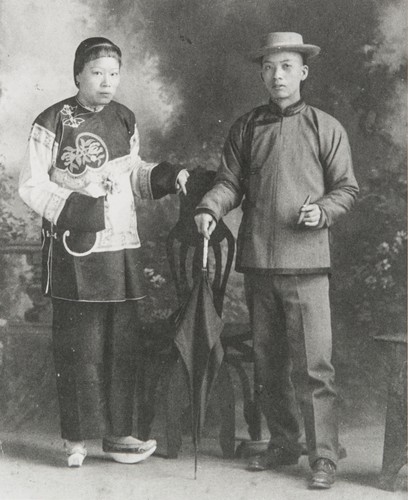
<box><xmin>165</xmin><ymin>168</ymin><xmax>235</xmax><ymax>316</ymax></box>
<box><xmin>179</xmin><ymin>241</ymin><xmax>191</xmax><ymax>301</ymax></box>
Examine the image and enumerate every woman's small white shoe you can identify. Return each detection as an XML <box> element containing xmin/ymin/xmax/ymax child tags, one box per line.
<box><xmin>107</xmin><ymin>443</ymin><xmax>157</xmax><ymax>464</ymax></box>
<box><xmin>64</xmin><ymin>441</ymin><xmax>87</xmax><ymax>468</ymax></box>
<box><xmin>102</xmin><ymin>437</ymin><xmax>157</xmax><ymax>464</ymax></box>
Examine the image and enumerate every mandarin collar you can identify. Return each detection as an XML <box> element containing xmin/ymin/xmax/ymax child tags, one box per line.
<box><xmin>269</xmin><ymin>98</ymin><xmax>306</xmax><ymax>117</ymax></box>
<box><xmin>75</xmin><ymin>95</ymin><xmax>106</xmax><ymax>113</ymax></box>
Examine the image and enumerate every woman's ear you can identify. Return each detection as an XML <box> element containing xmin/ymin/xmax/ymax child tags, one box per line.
<box><xmin>75</xmin><ymin>71</ymin><xmax>82</xmax><ymax>87</ymax></box>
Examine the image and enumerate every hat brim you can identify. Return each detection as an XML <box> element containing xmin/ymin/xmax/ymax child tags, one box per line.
<box><xmin>250</xmin><ymin>44</ymin><xmax>321</xmax><ymax>62</ymax></box>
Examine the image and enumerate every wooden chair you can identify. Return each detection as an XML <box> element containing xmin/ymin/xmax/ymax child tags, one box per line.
<box><xmin>137</xmin><ymin>168</ymin><xmax>263</xmax><ymax>458</ymax></box>
<box><xmin>374</xmin><ymin>333</ymin><xmax>407</xmax><ymax>491</ymax></box>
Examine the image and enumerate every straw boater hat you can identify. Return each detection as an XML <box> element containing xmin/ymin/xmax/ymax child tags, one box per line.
<box><xmin>251</xmin><ymin>32</ymin><xmax>320</xmax><ymax>62</ymax></box>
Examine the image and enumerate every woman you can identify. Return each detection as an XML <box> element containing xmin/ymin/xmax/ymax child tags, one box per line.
<box><xmin>19</xmin><ymin>37</ymin><xmax>189</xmax><ymax>467</ymax></box>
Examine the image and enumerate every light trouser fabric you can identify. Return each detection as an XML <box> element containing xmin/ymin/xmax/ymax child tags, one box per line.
<box><xmin>244</xmin><ymin>273</ymin><xmax>339</xmax><ymax>466</ymax></box>
<box><xmin>52</xmin><ymin>299</ymin><xmax>141</xmax><ymax>441</ymax></box>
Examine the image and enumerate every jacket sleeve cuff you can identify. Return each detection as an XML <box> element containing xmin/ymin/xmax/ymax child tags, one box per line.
<box><xmin>150</xmin><ymin>162</ymin><xmax>184</xmax><ymax>199</ymax></box>
<box><xmin>316</xmin><ymin>205</ymin><xmax>328</xmax><ymax>228</ymax></box>
<box><xmin>194</xmin><ymin>207</ymin><xmax>219</xmax><ymax>223</ymax></box>
<box><xmin>56</xmin><ymin>192</ymin><xmax>105</xmax><ymax>232</ymax></box>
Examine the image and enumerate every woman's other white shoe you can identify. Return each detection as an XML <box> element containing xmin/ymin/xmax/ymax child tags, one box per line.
<box><xmin>64</xmin><ymin>441</ymin><xmax>87</xmax><ymax>467</ymax></box>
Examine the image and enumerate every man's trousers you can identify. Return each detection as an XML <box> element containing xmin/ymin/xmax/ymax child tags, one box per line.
<box><xmin>244</xmin><ymin>273</ymin><xmax>339</xmax><ymax>466</ymax></box>
<box><xmin>52</xmin><ymin>299</ymin><xmax>141</xmax><ymax>441</ymax></box>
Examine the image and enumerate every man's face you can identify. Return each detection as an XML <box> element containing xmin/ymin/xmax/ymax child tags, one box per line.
<box><xmin>261</xmin><ymin>51</ymin><xmax>308</xmax><ymax>108</ymax></box>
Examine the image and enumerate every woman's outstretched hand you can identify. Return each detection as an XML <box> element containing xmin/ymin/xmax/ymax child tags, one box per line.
<box><xmin>176</xmin><ymin>169</ymin><xmax>189</xmax><ymax>195</ymax></box>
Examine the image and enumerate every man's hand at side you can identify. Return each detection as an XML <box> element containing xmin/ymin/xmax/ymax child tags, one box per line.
<box><xmin>194</xmin><ymin>213</ymin><xmax>216</xmax><ymax>240</ymax></box>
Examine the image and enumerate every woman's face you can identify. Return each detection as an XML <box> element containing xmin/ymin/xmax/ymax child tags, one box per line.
<box><xmin>76</xmin><ymin>56</ymin><xmax>120</xmax><ymax>109</ymax></box>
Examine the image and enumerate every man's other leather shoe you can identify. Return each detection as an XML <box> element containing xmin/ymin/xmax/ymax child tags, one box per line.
<box><xmin>308</xmin><ymin>458</ymin><xmax>336</xmax><ymax>489</ymax></box>
<box><xmin>247</xmin><ymin>447</ymin><xmax>299</xmax><ymax>471</ymax></box>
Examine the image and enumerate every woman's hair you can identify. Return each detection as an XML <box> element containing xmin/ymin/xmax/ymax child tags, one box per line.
<box><xmin>73</xmin><ymin>37</ymin><xmax>122</xmax><ymax>87</ymax></box>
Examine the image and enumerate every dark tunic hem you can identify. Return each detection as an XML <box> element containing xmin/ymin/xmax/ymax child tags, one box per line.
<box><xmin>236</xmin><ymin>266</ymin><xmax>331</xmax><ymax>275</ymax></box>
<box><xmin>50</xmin><ymin>295</ymin><xmax>147</xmax><ymax>303</ymax></box>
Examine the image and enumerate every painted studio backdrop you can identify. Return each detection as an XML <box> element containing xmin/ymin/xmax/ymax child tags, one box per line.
<box><xmin>0</xmin><ymin>0</ymin><xmax>406</xmax><ymax>437</ymax></box>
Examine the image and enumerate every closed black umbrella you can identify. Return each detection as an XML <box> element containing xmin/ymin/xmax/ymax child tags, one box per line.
<box><xmin>173</xmin><ymin>238</ymin><xmax>224</xmax><ymax>477</ymax></box>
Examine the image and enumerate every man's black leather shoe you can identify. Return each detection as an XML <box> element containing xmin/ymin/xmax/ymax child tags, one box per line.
<box><xmin>247</xmin><ymin>447</ymin><xmax>299</xmax><ymax>471</ymax></box>
<box><xmin>308</xmin><ymin>458</ymin><xmax>336</xmax><ymax>489</ymax></box>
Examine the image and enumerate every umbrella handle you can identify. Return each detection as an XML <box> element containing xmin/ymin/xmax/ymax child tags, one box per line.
<box><xmin>202</xmin><ymin>237</ymin><xmax>208</xmax><ymax>269</ymax></box>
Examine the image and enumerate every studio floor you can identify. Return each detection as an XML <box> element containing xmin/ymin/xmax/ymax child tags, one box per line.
<box><xmin>0</xmin><ymin>423</ymin><xmax>406</xmax><ymax>500</ymax></box>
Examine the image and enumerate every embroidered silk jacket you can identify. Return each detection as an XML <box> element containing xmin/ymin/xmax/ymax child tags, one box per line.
<box><xmin>19</xmin><ymin>96</ymin><xmax>181</xmax><ymax>301</ymax></box>
<box><xmin>196</xmin><ymin>100</ymin><xmax>359</xmax><ymax>273</ymax></box>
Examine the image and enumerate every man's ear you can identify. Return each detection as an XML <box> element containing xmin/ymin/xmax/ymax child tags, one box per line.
<box><xmin>301</xmin><ymin>65</ymin><xmax>309</xmax><ymax>81</ymax></box>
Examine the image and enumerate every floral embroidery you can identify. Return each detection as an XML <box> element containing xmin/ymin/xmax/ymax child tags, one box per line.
<box><xmin>60</xmin><ymin>104</ymin><xmax>85</xmax><ymax>128</ymax></box>
<box><xmin>61</xmin><ymin>133</ymin><xmax>109</xmax><ymax>174</ymax></box>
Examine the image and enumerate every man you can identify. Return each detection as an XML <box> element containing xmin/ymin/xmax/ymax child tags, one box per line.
<box><xmin>194</xmin><ymin>32</ymin><xmax>359</xmax><ymax>489</ymax></box>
